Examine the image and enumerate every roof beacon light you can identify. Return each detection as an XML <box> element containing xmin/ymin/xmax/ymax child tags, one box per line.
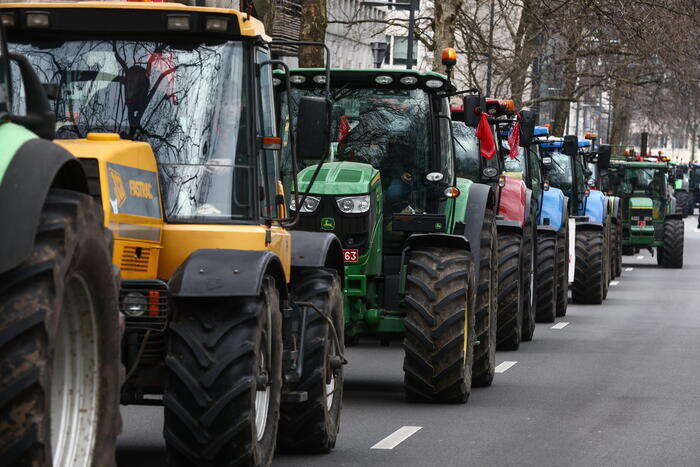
<box><xmin>374</xmin><ymin>75</ymin><xmax>393</xmax><ymax>85</ymax></box>
<box><xmin>167</xmin><ymin>14</ymin><xmax>191</xmax><ymax>31</ymax></box>
<box><xmin>400</xmin><ymin>75</ymin><xmax>418</xmax><ymax>85</ymax></box>
<box><xmin>500</xmin><ymin>99</ymin><xmax>516</xmax><ymax>111</ymax></box>
<box><xmin>441</xmin><ymin>48</ymin><xmax>457</xmax><ymax>67</ymax></box>
<box><xmin>584</xmin><ymin>132</ymin><xmax>597</xmax><ymax>140</ymax></box>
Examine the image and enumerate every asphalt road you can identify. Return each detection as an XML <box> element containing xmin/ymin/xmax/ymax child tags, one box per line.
<box><xmin>117</xmin><ymin>219</ymin><xmax>700</xmax><ymax>467</ymax></box>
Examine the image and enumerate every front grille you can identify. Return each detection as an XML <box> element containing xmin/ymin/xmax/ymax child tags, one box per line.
<box><xmin>293</xmin><ymin>192</ymin><xmax>376</xmax><ymax>254</ymax></box>
<box><xmin>120</xmin><ymin>246</ymin><xmax>152</xmax><ymax>272</ymax></box>
<box><xmin>120</xmin><ymin>280</ymin><xmax>168</xmax><ymax>368</ymax></box>
<box><xmin>630</xmin><ymin>208</ymin><xmax>653</xmax><ymax>223</ymax></box>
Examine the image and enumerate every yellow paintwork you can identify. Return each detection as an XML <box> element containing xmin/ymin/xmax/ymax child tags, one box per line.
<box><xmin>55</xmin><ymin>136</ymin><xmax>164</xmax><ymax>279</ymax></box>
<box><xmin>0</xmin><ymin>2</ymin><xmax>270</xmax><ymax>41</ymax></box>
<box><xmin>158</xmin><ymin>223</ymin><xmax>291</xmax><ymax>281</ymax></box>
<box><xmin>504</xmin><ymin>171</ymin><xmax>523</xmax><ymax>180</ymax></box>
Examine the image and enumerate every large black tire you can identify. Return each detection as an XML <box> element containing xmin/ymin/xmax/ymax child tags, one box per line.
<box><xmin>496</xmin><ymin>231</ymin><xmax>522</xmax><ymax>350</ymax></box>
<box><xmin>520</xmin><ymin>219</ymin><xmax>536</xmax><ymax>342</ymax></box>
<box><xmin>164</xmin><ymin>277</ymin><xmax>283</xmax><ymax>466</ymax></box>
<box><xmin>602</xmin><ymin>220</ymin><xmax>611</xmax><ymax>300</ymax></box>
<box><xmin>472</xmin><ymin>209</ymin><xmax>497</xmax><ymax>387</ymax></box>
<box><xmin>675</xmin><ymin>191</ymin><xmax>692</xmax><ymax>218</ymax></box>
<box><xmin>534</xmin><ymin>232</ymin><xmax>557</xmax><ymax>323</ymax></box>
<box><xmin>572</xmin><ymin>229</ymin><xmax>605</xmax><ymax>304</ymax></box>
<box><xmin>403</xmin><ymin>247</ymin><xmax>476</xmax><ymax>403</ymax></box>
<box><xmin>279</xmin><ymin>269</ymin><xmax>344</xmax><ymax>453</ymax></box>
<box><xmin>0</xmin><ymin>189</ymin><xmax>121</xmax><ymax>467</ymax></box>
<box><xmin>555</xmin><ymin>223</ymin><xmax>569</xmax><ymax>317</ymax></box>
<box><xmin>657</xmin><ymin>219</ymin><xmax>684</xmax><ymax>268</ymax></box>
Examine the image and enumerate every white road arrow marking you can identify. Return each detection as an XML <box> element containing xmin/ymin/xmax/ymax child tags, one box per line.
<box><xmin>371</xmin><ymin>426</ymin><xmax>422</xmax><ymax>450</ymax></box>
<box><xmin>495</xmin><ymin>361</ymin><xmax>517</xmax><ymax>373</ymax></box>
<box><xmin>625</xmin><ymin>267</ymin><xmax>634</xmax><ymax>271</ymax></box>
<box><xmin>551</xmin><ymin>322</ymin><xmax>569</xmax><ymax>329</ymax></box>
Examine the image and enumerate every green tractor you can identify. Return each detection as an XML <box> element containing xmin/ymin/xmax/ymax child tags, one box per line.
<box><xmin>603</xmin><ymin>156</ymin><xmax>684</xmax><ymax>268</ymax></box>
<box><xmin>0</xmin><ymin>30</ymin><xmax>121</xmax><ymax>466</ymax></box>
<box><xmin>277</xmin><ymin>64</ymin><xmax>500</xmax><ymax>402</ymax></box>
<box><xmin>670</xmin><ymin>162</ymin><xmax>693</xmax><ymax>217</ymax></box>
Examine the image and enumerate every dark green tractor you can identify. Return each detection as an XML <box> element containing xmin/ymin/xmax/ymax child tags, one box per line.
<box><xmin>277</xmin><ymin>66</ymin><xmax>500</xmax><ymax>402</ymax></box>
<box><xmin>603</xmin><ymin>158</ymin><xmax>684</xmax><ymax>268</ymax></box>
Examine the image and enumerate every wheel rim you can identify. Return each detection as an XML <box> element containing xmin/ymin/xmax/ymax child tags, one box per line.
<box><xmin>51</xmin><ymin>274</ymin><xmax>99</xmax><ymax>467</ymax></box>
<box><xmin>325</xmin><ymin>339</ymin><xmax>336</xmax><ymax>409</ymax></box>
<box><xmin>254</xmin><ymin>346</ymin><xmax>270</xmax><ymax>441</ymax></box>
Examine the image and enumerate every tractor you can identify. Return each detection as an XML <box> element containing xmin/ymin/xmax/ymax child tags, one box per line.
<box><xmin>497</xmin><ymin>122</ymin><xmax>570</xmax><ymax>322</ymax></box>
<box><xmin>0</xmin><ymin>26</ymin><xmax>123</xmax><ymax>467</ymax></box>
<box><xmin>537</xmin><ymin>136</ymin><xmax>612</xmax><ymax>304</ymax></box>
<box><xmin>670</xmin><ymin>162</ymin><xmax>692</xmax><ymax>217</ymax></box>
<box><xmin>602</xmin><ymin>155</ymin><xmax>684</xmax><ymax>268</ymax></box>
<box><xmin>277</xmin><ymin>59</ymin><xmax>500</xmax><ymax>402</ymax></box>
<box><xmin>3</xmin><ymin>2</ymin><xmax>346</xmax><ymax>465</ymax></box>
<box><xmin>689</xmin><ymin>162</ymin><xmax>700</xmax><ymax>213</ymax></box>
<box><xmin>452</xmin><ymin>98</ymin><xmax>536</xmax><ymax>350</ymax></box>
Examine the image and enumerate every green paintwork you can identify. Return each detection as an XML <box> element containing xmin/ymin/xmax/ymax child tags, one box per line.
<box><xmin>0</xmin><ymin>122</ymin><xmax>38</xmax><ymax>184</ymax></box>
<box><xmin>297</xmin><ymin>161</ymin><xmax>378</xmax><ymax>195</ymax></box>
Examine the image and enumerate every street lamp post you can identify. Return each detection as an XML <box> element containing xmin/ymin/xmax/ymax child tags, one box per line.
<box><xmin>371</xmin><ymin>41</ymin><xmax>389</xmax><ymax>68</ymax></box>
<box><xmin>361</xmin><ymin>0</ymin><xmax>418</xmax><ymax>70</ymax></box>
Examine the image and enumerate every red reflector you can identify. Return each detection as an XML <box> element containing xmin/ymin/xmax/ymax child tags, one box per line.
<box><xmin>148</xmin><ymin>290</ymin><xmax>160</xmax><ymax>316</ymax></box>
<box><xmin>637</xmin><ymin>221</ymin><xmax>646</xmax><ymax>226</ymax></box>
<box><xmin>343</xmin><ymin>249</ymin><xmax>359</xmax><ymax>262</ymax></box>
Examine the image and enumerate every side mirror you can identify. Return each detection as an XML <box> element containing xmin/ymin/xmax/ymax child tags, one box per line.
<box><xmin>462</xmin><ymin>94</ymin><xmax>483</xmax><ymax>128</ymax></box>
<box><xmin>562</xmin><ymin>135</ymin><xmax>577</xmax><ymax>157</ymax></box>
<box><xmin>296</xmin><ymin>95</ymin><xmax>330</xmax><ymax>160</ymax></box>
<box><xmin>518</xmin><ymin>109</ymin><xmax>536</xmax><ymax>147</ymax></box>
<box><xmin>597</xmin><ymin>144</ymin><xmax>611</xmax><ymax>170</ymax></box>
<box><xmin>8</xmin><ymin>53</ymin><xmax>55</xmax><ymax>140</ymax></box>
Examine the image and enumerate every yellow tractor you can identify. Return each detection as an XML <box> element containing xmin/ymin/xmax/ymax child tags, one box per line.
<box><xmin>1</xmin><ymin>2</ymin><xmax>344</xmax><ymax>465</ymax></box>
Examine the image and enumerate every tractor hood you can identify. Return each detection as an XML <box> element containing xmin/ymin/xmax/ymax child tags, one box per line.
<box><xmin>296</xmin><ymin>161</ymin><xmax>379</xmax><ymax>195</ymax></box>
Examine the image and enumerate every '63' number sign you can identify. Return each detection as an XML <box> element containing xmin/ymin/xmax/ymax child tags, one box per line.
<box><xmin>343</xmin><ymin>249</ymin><xmax>359</xmax><ymax>262</ymax></box>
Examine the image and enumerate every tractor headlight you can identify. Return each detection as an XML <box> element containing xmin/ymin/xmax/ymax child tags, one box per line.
<box><xmin>289</xmin><ymin>196</ymin><xmax>320</xmax><ymax>213</ymax></box>
<box><xmin>122</xmin><ymin>292</ymin><xmax>147</xmax><ymax>317</ymax></box>
<box><xmin>336</xmin><ymin>195</ymin><xmax>370</xmax><ymax>213</ymax></box>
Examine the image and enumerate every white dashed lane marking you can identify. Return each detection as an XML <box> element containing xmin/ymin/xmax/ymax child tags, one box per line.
<box><xmin>551</xmin><ymin>322</ymin><xmax>569</xmax><ymax>329</ymax></box>
<box><xmin>371</xmin><ymin>426</ymin><xmax>422</xmax><ymax>450</ymax></box>
<box><xmin>625</xmin><ymin>267</ymin><xmax>634</xmax><ymax>271</ymax></box>
<box><xmin>495</xmin><ymin>361</ymin><xmax>518</xmax><ymax>373</ymax></box>
<box><xmin>610</xmin><ymin>280</ymin><xmax>619</xmax><ymax>286</ymax></box>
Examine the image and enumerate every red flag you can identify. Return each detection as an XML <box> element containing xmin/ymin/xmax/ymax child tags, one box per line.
<box><xmin>475</xmin><ymin>112</ymin><xmax>496</xmax><ymax>159</ymax></box>
<box><xmin>338</xmin><ymin>115</ymin><xmax>350</xmax><ymax>142</ymax></box>
<box><xmin>508</xmin><ymin>120</ymin><xmax>521</xmax><ymax>159</ymax></box>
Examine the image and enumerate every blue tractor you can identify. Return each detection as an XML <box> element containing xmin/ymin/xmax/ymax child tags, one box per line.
<box><xmin>538</xmin><ymin>135</ymin><xmax>611</xmax><ymax>305</ymax></box>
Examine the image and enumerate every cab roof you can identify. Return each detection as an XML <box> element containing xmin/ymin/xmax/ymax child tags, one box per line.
<box><xmin>0</xmin><ymin>1</ymin><xmax>269</xmax><ymax>41</ymax></box>
<box><xmin>609</xmin><ymin>160</ymin><xmax>668</xmax><ymax>168</ymax></box>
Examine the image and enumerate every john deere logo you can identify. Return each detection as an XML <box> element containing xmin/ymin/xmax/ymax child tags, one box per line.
<box><xmin>321</xmin><ymin>218</ymin><xmax>335</xmax><ymax>230</ymax></box>
<box><xmin>435</xmin><ymin>222</ymin><xmax>443</xmax><ymax>230</ymax></box>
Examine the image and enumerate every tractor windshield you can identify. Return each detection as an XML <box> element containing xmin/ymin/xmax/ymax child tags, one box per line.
<box><xmin>10</xmin><ymin>38</ymin><xmax>254</xmax><ymax>222</ymax></box>
<box><xmin>545</xmin><ymin>151</ymin><xmax>574</xmax><ymax>197</ymax></box>
<box><xmin>618</xmin><ymin>167</ymin><xmax>667</xmax><ymax>196</ymax></box>
<box><xmin>288</xmin><ymin>86</ymin><xmax>432</xmax><ymax>174</ymax></box>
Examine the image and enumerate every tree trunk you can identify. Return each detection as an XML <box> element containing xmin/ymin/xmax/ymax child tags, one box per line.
<box><xmin>252</xmin><ymin>0</ymin><xmax>277</xmax><ymax>33</ymax></box>
<box><xmin>609</xmin><ymin>82</ymin><xmax>633</xmax><ymax>149</ymax></box>
<box><xmin>551</xmin><ymin>54</ymin><xmax>577</xmax><ymax>136</ymax></box>
<box><xmin>509</xmin><ymin>0</ymin><xmax>538</xmax><ymax>106</ymax></box>
<box><xmin>432</xmin><ymin>0</ymin><xmax>460</xmax><ymax>73</ymax></box>
<box><xmin>299</xmin><ymin>0</ymin><xmax>327</xmax><ymax>67</ymax></box>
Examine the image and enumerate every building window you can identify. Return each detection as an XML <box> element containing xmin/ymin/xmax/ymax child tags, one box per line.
<box><xmin>384</xmin><ymin>35</ymin><xmax>417</xmax><ymax>66</ymax></box>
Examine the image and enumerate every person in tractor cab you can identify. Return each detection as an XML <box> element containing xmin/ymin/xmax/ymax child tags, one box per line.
<box><xmin>381</xmin><ymin>137</ymin><xmax>416</xmax><ymax>214</ymax></box>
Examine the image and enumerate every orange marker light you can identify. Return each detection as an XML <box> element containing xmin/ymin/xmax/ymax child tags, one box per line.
<box><xmin>148</xmin><ymin>290</ymin><xmax>160</xmax><ymax>316</ymax></box>
<box><xmin>584</xmin><ymin>132</ymin><xmax>597</xmax><ymax>139</ymax></box>
<box><xmin>441</xmin><ymin>48</ymin><xmax>457</xmax><ymax>67</ymax></box>
<box><xmin>500</xmin><ymin>99</ymin><xmax>516</xmax><ymax>111</ymax></box>
<box><xmin>443</xmin><ymin>186</ymin><xmax>461</xmax><ymax>198</ymax></box>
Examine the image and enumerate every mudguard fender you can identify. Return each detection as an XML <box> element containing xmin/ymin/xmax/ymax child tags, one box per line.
<box><xmin>405</xmin><ymin>233</ymin><xmax>470</xmax><ymax>253</ymax></box>
<box><xmin>538</xmin><ymin>187</ymin><xmax>566</xmax><ymax>231</ymax></box>
<box><xmin>459</xmin><ymin>182</ymin><xmax>493</xmax><ymax>286</ymax></box>
<box><xmin>584</xmin><ymin>189</ymin><xmax>607</xmax><ymax>224</ymax></box>
<box><xmin>0</xmin><ymin>136</ymin><xmax>89</xmax><ymax>274</ymax></box>
<box><xmin>497</xmin><ymin>175</ymin><xmax>526</xmax><ymax>227</ymax></box>
<box><xmin>575</xmin><ymin>221</ymin><xmax>604</xmax><ymax>232</ymax></box>
<box><xmin>168</xmin><ymin>249</ymin><xmax>288</xmax><ymax>299</ymax></box>
<box><xmin>289</xmin><ymin>230</ymin><xmax>344</xmax><ymax>280</ymax></box>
